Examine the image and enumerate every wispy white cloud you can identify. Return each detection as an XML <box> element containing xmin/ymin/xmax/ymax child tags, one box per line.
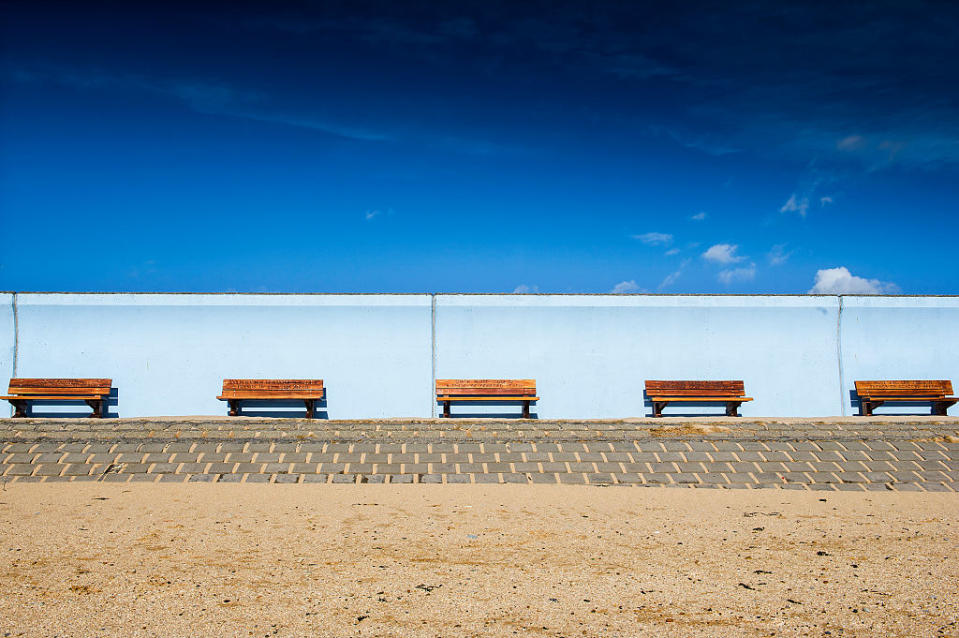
<box><xmin>690</xmin><ymin>211</ymin><xmax>707</xmax><ymax>221</ymax></box>
<box><xmin>512</xmin><ymin>284</ymin><xmax>540</xmax><ymax>294</ymax></box>
<box><xmin>767</xmin><ymin>244</ymin><xmax>792</xmax><ymax>266</ymax></box>
<box><xmin>702</xmin><ymin>243</ymin><xmax>745</xmax><ymax>265</ymax></box>
<box><xmin>632</xmin><ymin>232</ymin><xmax>673</xmax><ymax>246</ymax></box>
<box><xmin>664</xmin><ymin>248</ymin><xmax>680</xmax><ymax>256</ymax></box>
<box><xmin>718</xmin><ymin>264</ymin><xmax>756</xmax><ymax>285</ymax></box>
<box><xmin>364</xmin><ymin>207</ymin><xmax>394</xmax><ymax>221</ymax></box>
<box><xmin>658</xmin><ymin>258</ymin><xmax>691</xmax><ymax>290</ymax></box>
<box><xmin>808</xmin><ymin>267</ymin><xmax>899</xmax><ymax>294</ymax></box>
<box><xmin>819</xmin><ymin>196</ymin><xmax>833</xmax><ymax>206</ymax></box>
<box><xmin>837</xmin><ymin>135</ymin><xmax>867</xmax><ymax>151</ymax></box>
<box><xmin>610</xmin><ymin>280</ymin><xmax>644</xmax><ymax>294</ymax></box>
<box><xmin>779</xmin><ymin>193</ymin><xmax>810</xmax><ymax>216</ymax></box>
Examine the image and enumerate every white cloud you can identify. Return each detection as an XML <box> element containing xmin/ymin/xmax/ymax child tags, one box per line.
<box><xmin>819</xmin><ymin>196</ymin><xmax>833</xmax><ymax>206</ymax></box>
<box><xmin>632</xmin><ymin>232</ymin><xmax>673</xmax><ymax>246</ymax></box>
<box><xmin>664</xmin><ymin>248</ymin><xmax>680</xmax><ymax>256</ymax></box>
<box><xmin>512</xmin><ymin>284</ymin><xmax>540</xmax><ymax>294</ymax></box>
<box><xmin>610</xmin><ymin>280</ymin><xmax>643</xmax><ymax>294</ymax></box>
<box><xmin>837</xmin><ymin>135</ymin><xmax>866</xmax><ymax>151</ymax></box>
<box><xmin>779</xmin><ymin>193</ymin><xmax>809</xmax><ymax>216</ymax></box>
<box><xmin>365</xmin><ymin>209</ymin><xmax>381</xmax><ymax>221</ymax></box>
<box><xmin>767</xmin><ymin>244</ymin><xmax>792</xmax><ymax>266</ymax></box>
<box><xmin>658</xmin><ymin>259</ymin><xmax>691</xmax><ymax>290</ymax></box>
<box><xmin>718</xmin><ymin>264</ymin><xmax>756</xmax><ymax>285</ymax></box>
<box><xmin>690</xmin><ymin>211</ymin><xmax>707</xmax><ymax>221</ymax></box>
<box><xmin>702</xmin><ymin>243</ymin><xmax>745</xmax><ymax>265</ymax></box>
<box><xmin>808</xmin><ymin>267</ymin><xmax>899</xmax><ymax>295</ymax></box>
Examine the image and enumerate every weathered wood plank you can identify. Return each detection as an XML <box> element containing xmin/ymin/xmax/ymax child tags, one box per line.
<box><xmin>436</xmin><ymin>379</ymin><xmax>536</xmax><ymax>396</ymax></box>
<box><xmin>645</xmin><ymin>380</ymin><xmax>746</xmax><ymax>397</ymax></box>
<box><xmin>855</xmin><ymin>380</ymin><xmax>952</xmax><ymax>397</ymax></box>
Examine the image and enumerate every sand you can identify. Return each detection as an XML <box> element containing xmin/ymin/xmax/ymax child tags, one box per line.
<box><xmin>1</xmin><ymin>485</ymin><xmax>957</xmax><ymax>637</ymax></box>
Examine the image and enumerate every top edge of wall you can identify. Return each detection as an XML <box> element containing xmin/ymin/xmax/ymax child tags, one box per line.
<box><xmin>3</xmin><ymin>291</ymin><xmax>959</xmax><ymax>298</ymax></box>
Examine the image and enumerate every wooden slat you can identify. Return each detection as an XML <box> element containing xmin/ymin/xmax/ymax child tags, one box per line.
<box><xmin>222</xmin><ymin>379</ymin><xmax>324</xmax><ymax>391</ymax></box>
<box><xmin>856</xmin><ymin>380</ymin><xmax>951</xmax><ymax>397</ymax></box>
<box><xmin>435</xmin><ymin>379</ymin><xmax>536</xmax><ymax>396</ymax></box>
<box><xmin>649</xmin><ymin>396</ymin><xmax>753</xmax><ymax>402</ymax></box>
<box><xmin>437</xmin><ymin>396</ymin><xmax>540</xmax><ymax>402</ymax></box>
<box><xmin>218</xmin><ymin>391</ymin><xmax>324</xmax><ymax>400</ymax></box>
<box><xmin>645</xmin><ymin>380</ymin><xmax>746</xmax><ymax>397</ymax></box>
<box><xmin>0</xmin><ymin>394</ymin><xmax>104</xmax><ymax>401</ymax></box>
<box><xmin>7</xmin><ymin>378</ymin><xmax>111</xmax><ymax>396</ymax></box>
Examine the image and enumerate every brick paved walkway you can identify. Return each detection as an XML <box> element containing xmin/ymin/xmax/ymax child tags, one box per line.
<box><xmin>2</xmin><ymin>417</ymin><xmax>958</xmax><ymax>490</ymax></box>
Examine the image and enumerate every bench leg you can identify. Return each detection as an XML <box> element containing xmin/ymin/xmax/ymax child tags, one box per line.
<box><xmin>932</xmin><ymin>401</ymin><xmax>949</xmax><ymax>416</ymax></box>
<box><xmin>85</xmin><ymin>399</ymin><xmax>105</xmax><ymax>418</ymax></box>
<box><xmin>652</xmin><ymin>401</ymin><xmax>666</xmax><ymax>418</ymax></box>
<box><xmin>859</xmin><ymin>399</ymin><xmax>882</xmax><ymax>416</ymax></box>
<box><xmin>725</xmin><ymin>402</ymin><xmax>741</xmax><ymax>417</ymax></box>
<box><xmin>10</xmin><ymin>400</ymin><xmax>28</xmax><ymax>418</ymax></box>
<box><xmin>522</xmin><ymin>401</ymin><xmax>530</xmax><ymax>419</ymax></box>
<box><xmin>304</xmin><ymin>399</ymin><xmax>315</xmax><ymax>419</ymax></box>
<box><xmin>228</xmin><ymin>400</ymin><xmax>240</xmax><ymax>417</ymax></box>
<box><xmin>443</xmin><ymin>401</ymin><xmax>451</xmax><ymax>418</ymax></box>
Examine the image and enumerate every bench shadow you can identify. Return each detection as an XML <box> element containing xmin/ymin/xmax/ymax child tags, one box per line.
<box><xmin>225</xmin><ymin>395</ymin><xmax>329</xmax><ymax>419</ymax></box>
<box><xmin>849</xmin><ymin>390</ymin><xmax>943</xmax><ymax>416</ymax></box>
<box><xmin>19</xmin><ymin>387</ymin><xmax>120</xmax><ymax>418</ymax></box>
<box><xmin>643</xmin><ymin>393</ymin><xmax>743</xmax><ymax>417</ymax></box>
<box><xmin>438</xmin><ymin>400</ymin><xmax>538</xmax><ymax>419</ymax></box>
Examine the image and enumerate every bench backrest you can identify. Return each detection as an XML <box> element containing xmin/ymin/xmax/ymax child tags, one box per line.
<box><xmin>436</xmin><ymin>379</ymin><xmax>536</xmax><ymax>397</ymax></box>
<box><xmin>855</xmin><ymin>380</ymin><xmax>952</xmax><ymax>398</ymax></box>
<box><xmin>7</xmin><ymin>378</ymin><xmax>112</xmax><ymax>396</ymax></box>
<box><xmin>220</xmin><ymin>379</ymin><xmax>325</xmax><ymax>398</ymax></box>
<box><xmin>645</xmin><ymin>380</ymin><xmax>746</xmax><ymax>398</ymax></box>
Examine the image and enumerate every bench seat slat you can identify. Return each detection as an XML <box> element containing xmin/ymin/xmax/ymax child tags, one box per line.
<box><xmin>6</xmin><ymin>388</ymin><xmax>111</xmax><ymax>396</ymax></box>
<box><xmin>218</xmin><ymin>392</ymin><xmax>325</xmax><ymax>400</ymax></box>
<box><xmin>648</xmin><ymin>396</ymin><xmax>753</xmax><ymax>402</ymax></box>
<box><xmin>0</xmin><ymin>394</ymin><xmax>105</xmax><ymax>401</ymax></box>
<box><xmin>437</xmin><ymin>396</ymin><xmax>540</xmax><ymax>402</ymax></box>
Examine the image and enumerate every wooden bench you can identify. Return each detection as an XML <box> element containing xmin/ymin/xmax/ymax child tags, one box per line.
<box><xmin>1</xmin><ymin>378</ymin><xmax>112</xmax><ymax>418</ymax></box>
<box><xmin>217</xmin><ymin>379</ymin><xmax>325</xmax><ymax>418</ymax></box>
<box><xmin>855</xmin><ymin>380</ymin><xmax>957</xmax><ymax>416</ymax></box>
<box><xmin>645</xmin><ymin>380</ymin><xmax>752</xmax><ymax>417</ymax></box>
<box><xmin>436</xmin><ymin>379</ymin><xmax>538</xmax><ymax>418</ymax></box>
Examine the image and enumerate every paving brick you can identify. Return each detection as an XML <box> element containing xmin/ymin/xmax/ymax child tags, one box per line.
<box><xmin>420</xmin><ymin>474</ymin><xmax>443</xmax><ymax>484</ymax></box>
<box><xmin>529</xmin><ymin>473</ymin><xmax>557</xmax><ymax>484</ymax></box>
<box><xmin>275</xmin><ymin>474</ymin><xmax>301</xmax><ymax>484</ymax></box>
<box><xmin>63</xmin><ymin>464</ymin><xmax>97</xmax><ymax>476</ymax></box>
<box><xmin>474</xmin><ymin>473</ymin><xmax>500</xmax><ymax>484</ymax></box>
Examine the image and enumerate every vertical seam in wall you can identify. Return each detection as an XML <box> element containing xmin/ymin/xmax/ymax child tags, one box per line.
<box><xmin>11</xmin><ymin>292</ymin><xmax>18</xmax><ymax>378</ymax></box>
<box><xmin>430</xmin><ymin>294</ymin><xmax>437</xmax><ymax>418</ymax></box>
<box><xmin>836</xmin><ymin>295</ymin><xmax>846</xmax><ymax>416</ymax></box>
<box><xmin>10</xmin><ymin>292</ymin><xmax>18</xmax><ymax>417</ymax></box>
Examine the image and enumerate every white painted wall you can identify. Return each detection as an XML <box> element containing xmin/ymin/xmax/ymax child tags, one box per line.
<box><xmin>13</xmin><ymin>294</ymin><xmax>432</xmax><ymax>418</ymax></box>
<box><xmin>2</xmin><ymin>293</ymin><xmax>956</xmax><ymax>418</ymax></box>
<box><xmin>434</xmin><ymin>295</ymin><xmax>841</xmax><ymax>418</ymax></box>
<box><xmin>0</xmin><ymin>295</ymin><xmax>14</xmax><ymax>407</ymax></box>
<box><xmin>840</xmin><ymin>296</ymin><xmax>959</xmax><ymax>415</ymax></box>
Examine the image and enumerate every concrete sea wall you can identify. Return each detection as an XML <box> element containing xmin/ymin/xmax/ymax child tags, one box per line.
<box><xmin>3</xmin><ymin>293</ymin><xmax>957</xmax><ymax>418</ymax></box>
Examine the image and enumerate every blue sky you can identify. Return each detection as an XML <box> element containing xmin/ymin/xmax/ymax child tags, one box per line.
<box><xmin>1</xmin><ymin>1</ymin><xmax>957</xmax><ymax>294</ymax></box>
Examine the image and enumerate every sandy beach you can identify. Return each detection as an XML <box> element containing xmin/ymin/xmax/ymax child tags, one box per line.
<box><xmin>1</xmin><ymin>485</ymin><xmax>957</xmax><ymax>637</ymax></box>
